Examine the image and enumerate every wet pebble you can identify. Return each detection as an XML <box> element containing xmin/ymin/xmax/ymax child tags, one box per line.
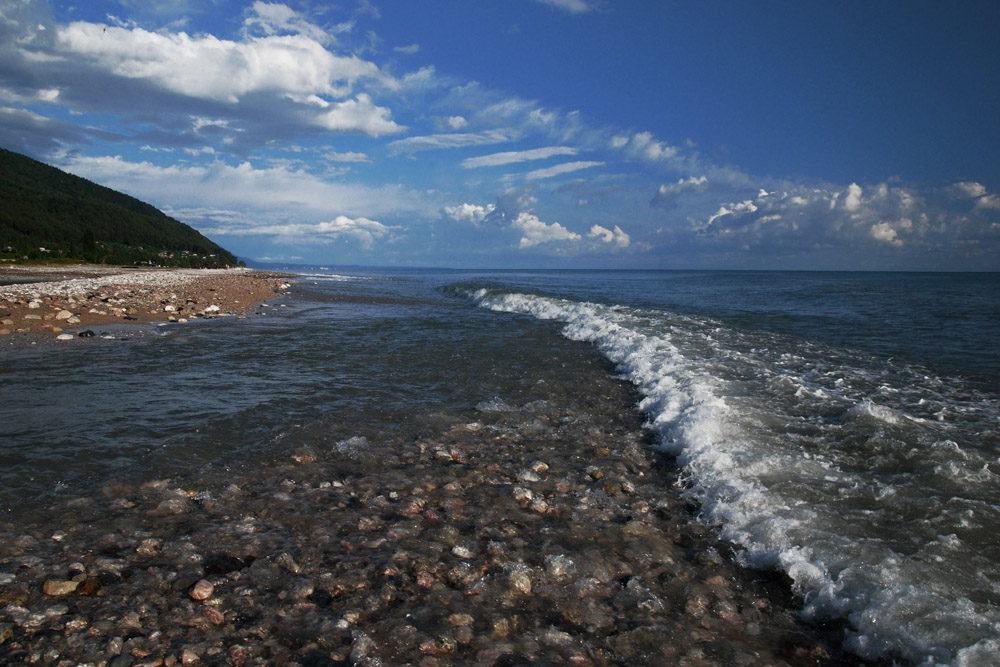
<box><xmin>508</xmin><ymin>567</ymin><xmax>533</xmax><ymax>595</ymax></box>
<box><xmin>201</xmin><ymin>606</ymin><xmax>225</xmax><ymax>625</ymax></box>
<box><xmin>187</xmin><ymin>580</ymin><xmax>214</xmax><ymax>601</ymax></box>
<box><xmin>0</xmin><ymin>363</ymin><xmax>858</xmax><ymax>666</ymax></box>
<box><xmin>41</xmin><ymin>580</ymin><xmax>78</xmax><ymax>597</ymax></box>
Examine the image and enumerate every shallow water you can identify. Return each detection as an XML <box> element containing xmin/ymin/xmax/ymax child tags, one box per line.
<box><xmin>1</xmin><ymin>269</ymin><xmax>997</xmax><ymax>665</ymax></box>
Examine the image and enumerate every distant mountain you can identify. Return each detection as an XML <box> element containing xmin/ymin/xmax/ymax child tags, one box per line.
<box><xmin>0</xmin><ymin>147</ymin><xmax>239</xmax><ymax>267</ymax></box>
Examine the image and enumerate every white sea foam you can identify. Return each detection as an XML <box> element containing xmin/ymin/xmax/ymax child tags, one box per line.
<box><xmin>334</xmin><ymin>435</ymin><xmax>369</xmax><ymax>456</ymax></box>
<box><xmin>476</xmin><ymin>397</ymin><xmax>516</xmax><ymax>412</ymax></box>
<box><xmin>469</xmin><ymin>288</ymin><xmax>1000</xmax><ymax>666</ymax></box>
<box><xmin>844</xmin><ymin>399</ymin><xmax>911</xmax><ymax>426</ymax></box>
<box><xmin>299</xmin><ymin>272</ymin><xmax>371</xmax><ymax>282</ymax></box>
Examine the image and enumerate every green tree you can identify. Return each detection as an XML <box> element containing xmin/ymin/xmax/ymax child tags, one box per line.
<box><xmin>82</xmin><ymin>228</ymin><xmax>97</xmax><ymax>262</ymax></box>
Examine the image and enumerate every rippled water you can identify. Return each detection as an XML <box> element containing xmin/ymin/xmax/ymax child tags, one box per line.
<box><xmin>457</xmin><ymin>270</ymin><xmax>1000</xmax><ymax>666</ymax></box>
<box><xmin>2</xmin><ymin>268</ymin><xmax>998</xmax><ymax>665</ymax></box>
<box><xmin>0</xmin><ymin>273</ymin><xmax>567</xmax><ymax>505</ymax></box>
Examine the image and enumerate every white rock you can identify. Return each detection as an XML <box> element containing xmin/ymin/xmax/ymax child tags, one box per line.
<box><xmin>545</xmin><ymin>554</ymin><xmax>576</xmax><ymax>578</ymax></box>
<box><xmin>55</xmin><ymin>310</ymin><xmax>73</xmax><ymax>320</ymax></box>
<box><xmin>512</xmin><ymin>486</ymin><xmax>534</xmax><ymax>502</ymax></box>
<box><xmin>517</xmin><ymin>469</ymin><xmax>542</xmax><ymax>483</ymax></box>
<box><xmin>530</xmin><ymin>460</ymin><xmax>550</xmax><ymax>474</ymax></box>
<box><xmin>509</xmin><ymin>568</ymin><xmax>532</xmax><ymax>595</ymax></box>
<box><xmin>530</xmin><ymin>498</ymin><xmax>550</xmax><ymax>513</ymax></box>
<box><xmin>56</xmin><ymin>334</ymin><xmax>74</xmax><ymax>341</ymax></box>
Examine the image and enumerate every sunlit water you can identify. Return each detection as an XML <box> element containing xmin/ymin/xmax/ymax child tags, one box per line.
<box><xmin>2</xmin><ymin>269</ymin><xmax>997</xmax><ymax>665</ymax></box>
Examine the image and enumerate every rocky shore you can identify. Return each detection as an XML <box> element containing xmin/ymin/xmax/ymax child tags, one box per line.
<box><xmin>0</xmin><ymin>264</ymin><xmax>293</xmax><ymax>345</ymax></box>
<box><xmin>0</xmin><ymin>381</ymin><xmax>864</xmax><ymax>666</ymax></box>
<box><xmin>0</xmin><ymin>265</ymin><xmax>874</xmax><ymax>666</ymax></box>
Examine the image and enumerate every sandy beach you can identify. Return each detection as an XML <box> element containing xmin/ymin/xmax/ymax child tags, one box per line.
<box><xmin>0</xmin><ymin>265</ymin><xmax>293</xmax><ymax>346</ymax></box>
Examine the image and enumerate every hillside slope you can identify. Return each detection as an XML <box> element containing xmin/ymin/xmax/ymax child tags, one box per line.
<box><xmin>0</xmin><ymin>148</ymin><xmax>238</xmax><ymax>267</ymax></box>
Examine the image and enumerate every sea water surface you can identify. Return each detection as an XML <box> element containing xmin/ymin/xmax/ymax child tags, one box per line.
<box><xmin>1</xmin><ymin>268</ymin><xmax>998</xmax><ymax>665</ymax></box>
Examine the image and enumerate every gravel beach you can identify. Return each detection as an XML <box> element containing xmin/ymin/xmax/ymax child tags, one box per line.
<box><xmin>0</xmin><ymin>266</ymin><xmax>867</xmax><ymax>666</ymax></box>
<box><xmin>0</xmin><ymin>391</ymin><xmax>858</xmax><ymax>667</ymax></box>
<box><xmin>0</xmin><ymin>265</ymin><xmax>293</xmax><ymax>347</ymax></box>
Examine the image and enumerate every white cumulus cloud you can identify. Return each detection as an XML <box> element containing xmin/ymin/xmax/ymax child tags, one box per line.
<box><xmin>843</xmin><ymin>182</ymin><xmax>864</xmax><ymax>212</ymax></box>
<box><xmin>704</xmin><ymin>200</ymin><xmax>758</xmax><ymax>228</ymax></box>
<box><xmin>614</xmin><ymin>131</ymin><xmax>679</xmax><ymax>162</ymax></box>
<box><xmin>442</xmin><ymin>202</ymin><xmax>496</xmax><ymax>225</ymax></box>
<box><xmin>689</xmin><ymin>181</ymin><xmax>942</xmax><ymax>254</ymax></box>
<box><xmin>311</xmin><ymin>94</ymin><xmax>403</xmax><ymax>136</ymax></box>
<box><xmin>589</xmin><ymin>224</ymin><xmax>630</xmax><ymax>247</ymax></box>
<box><xmin>952</xmin><ymin>181</ymin><xmax>1000</xmax><ymax>211</ymax></box>
<box><xmin>512</xmin><ymin>212</ymin><xmax>581</xmax><ymax>248</ymax></box>
<box><xmin>955</xmin><ymin>181</ymin><xmax>988</xmax><ymax>198</ymax></box>
<box><xmin>651</xmin><ymin>176</ymin><xmax>709</xmax><ymax>207</ymax></box>
<box><xmin>661</xmin><ymin>176</ymin><xmax>708</xmax><ymax>196</ymax></box>
<box><xmin>869</xmin><ymin>219</ymin><xmax>913</xmax><ymax>247</ymax></box>
<box><xmin>56</xmin><ymin>22</ymin><xmax>382</xmax><ymax>104</ymax></box>
<box><xmin>978</xmin><ymin>194</ymin><xmax>1000</xmax><ymax>211</ymax></box>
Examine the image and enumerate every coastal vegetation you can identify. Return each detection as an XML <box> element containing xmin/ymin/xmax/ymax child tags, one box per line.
<box><xmin>0</xmin><ymin>147</ymin><xmax>240</xmax><ymax>268</ymax></box>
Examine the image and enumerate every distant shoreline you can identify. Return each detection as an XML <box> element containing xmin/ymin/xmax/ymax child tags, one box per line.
<box><xmin>0</xmin><ymin>264</ymin><xmax>296</xmax><ymax>348</ymax></box>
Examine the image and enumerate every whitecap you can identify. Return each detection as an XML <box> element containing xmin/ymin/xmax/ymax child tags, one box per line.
<box><xmin>468</xmin><ymin>287</ymin><xmax>1000</xmax><ymax>665</ymax></box>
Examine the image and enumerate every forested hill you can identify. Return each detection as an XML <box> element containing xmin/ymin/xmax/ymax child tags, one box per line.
<box><xmin>0</xmin><ymin>148</ymin><xmax>239</xmax><ymax>267</ymax></box>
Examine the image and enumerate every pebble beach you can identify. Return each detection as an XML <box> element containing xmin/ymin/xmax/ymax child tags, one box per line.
<box><xmin>0</xmin><ymin>266</ymin><xmax>869</xmax><ymax>666</ymax></box>
<box><xmin>0</xmin><ymin>264</ymin><xmax>293</xmax><ymax>346</ymax></box>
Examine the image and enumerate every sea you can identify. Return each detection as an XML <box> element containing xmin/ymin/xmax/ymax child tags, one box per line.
<box><xmin>1</xmin><ymin>268</ymin><xmax>998</xmax><ymax>665</ymax></box>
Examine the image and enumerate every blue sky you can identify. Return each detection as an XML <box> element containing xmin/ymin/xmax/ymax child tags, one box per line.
<box><xmin>1</xmin><ymin>0</ymin><xmax>998</xmax><ymax>270</ymax></box>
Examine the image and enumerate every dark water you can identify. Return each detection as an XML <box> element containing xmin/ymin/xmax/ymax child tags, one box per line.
<box><xmin>1</xmin><ymin>269</ymin><xmax>998</xmax><ymax>665</ymax></box>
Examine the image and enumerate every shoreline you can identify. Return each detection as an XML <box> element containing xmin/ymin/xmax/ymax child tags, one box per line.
<box><xmin>0</xmin><ymin>387</ymin><xmax>862</xmax><ymax>667</ymax></box>
<box><xmin>0</xmin><ymin>267</ymin><xmax>882</xmax><ymax>666</ymax></box>
<box><xmin>0</xmin><ymin>265</ymin><xmax>295</xmax><ymax>348</ymax></box>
